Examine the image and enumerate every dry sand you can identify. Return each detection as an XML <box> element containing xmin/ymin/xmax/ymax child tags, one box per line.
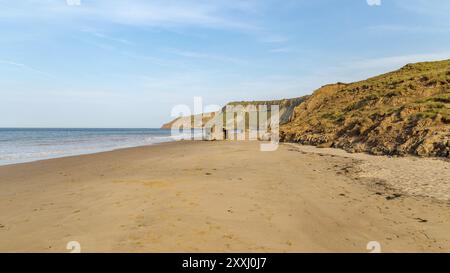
<box><xmin>0</xmin><ymin>141</ymin><xmax>449</xmax><ymax>252</ymax></box>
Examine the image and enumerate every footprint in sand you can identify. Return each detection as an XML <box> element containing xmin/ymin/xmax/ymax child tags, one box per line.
<box><xmin>223</xmin><ymin>234</ymin><xmax>234</xmax><ymax>240</ymax></box>
<box><xmin>385</xmin><ymin>193</ymin><xmax>402</xmax><ymax>200</ymax></box>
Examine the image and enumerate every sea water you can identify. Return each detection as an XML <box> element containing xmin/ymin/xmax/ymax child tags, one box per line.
<box><xmin>0</xmin><ymin>128</ymin><xmax>199</xmax><ymax>165</ymax></box>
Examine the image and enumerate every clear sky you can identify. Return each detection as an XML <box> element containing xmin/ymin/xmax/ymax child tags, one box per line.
<box><xmin>1</xmin><ymin>0</ymin><xmax>450</xmax><ymax>128</ymax></box>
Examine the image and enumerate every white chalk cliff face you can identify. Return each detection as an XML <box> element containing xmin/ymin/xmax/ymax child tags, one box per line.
<box><xmin>161</xmin><ymin>96</ymin><xmax>309</xmax><ymax>130</ymax></box>
<box><xmin>161</xmin><ymin>96</ymin><xmax>309</xmax><ymax>141</ymax></box>
<box><xmin>161</xmin><ymin>112</ymin><xmax>217</xmax><ymax>130</ymax></box>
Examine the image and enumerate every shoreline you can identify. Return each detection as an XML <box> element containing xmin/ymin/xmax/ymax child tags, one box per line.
<box><xmin>0</xmin><ymin>142</ymin><xmax>169</xmax><ymax>167</ymax></box>
<box><xmin>0</xmin><ymin>128</ymin><xmax>178</xmax><ymax>167</ymax></box>
<box><xmin>0</xmin><ymin>139</ymin><xmax>179</xmax><ymax>167</ymax></box>
<box><xmin>3</xmin><ymin>138</ymin><xmax>449</xmax><ymax>168</ymax></box>
<box><xmin>0</xmin><ymin>141</ymin><xmax>449</xmax><ymax>252</ymax></box>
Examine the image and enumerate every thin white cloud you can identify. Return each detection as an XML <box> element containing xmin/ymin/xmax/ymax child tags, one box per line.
<box><xmin>165</xmin><ymin>48</ymin><xmax>247</xmax><ymax>65</ymax></box>
<box><xmin>394</xmin><ymin>0</ymin><xmax>450</xmax><ymax>17</ymax></box>
<box><xmin>269</xmin><ymin>47</ymin><xmax>292</xmax><ymax>53</ymax></box>
<box><xmin>0</xmin><ymin>59</ymin><xmax>53</xmax><ymax>78</ymax></box>
<box><xmin>259</xmin><ymin>34</ymin><xmax>289</xmax><ymax>44</ymax></box>
<box><xmin>88</xmin><ymin>31</ymin><xmax>134</xmax><ymax>46</ymax></box>
<box><xmin>368</xmin><ymin>24</ymin><xmax>450</xmax><ymax>33</ymax></box>
<box><xmin>344</xmin><ymin>52</ymin><xmax>450</xmax><ymax>71</ymax></box>
<box><xmin>307</xmin><ymin>52</ymin><xmax>450</xmax><ymax>85</ymax></box>
<box><xmin>0</xmin><ymin>0</ymin><xmax>291</xmax><ymax>48</ymax></box>
<box><xmin>0</xmin><ymin>0</ymin><xmax>259</xmax><ymax>31</ymax></box>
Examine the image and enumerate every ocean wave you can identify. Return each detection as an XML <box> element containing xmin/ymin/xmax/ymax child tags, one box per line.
<box><xmin>0</xmin><ymin>128</ymin><xmax>179</xmax><ymax>165</ymax></box>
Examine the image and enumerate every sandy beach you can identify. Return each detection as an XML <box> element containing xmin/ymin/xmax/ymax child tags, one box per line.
<box><xmin>0</xmin><ymin>141</ymin><xmax>449</xmax><ymax>253</ymax></box>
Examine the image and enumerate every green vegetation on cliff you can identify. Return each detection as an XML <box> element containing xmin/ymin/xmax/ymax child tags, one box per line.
<box><xmin>281</xmin><ymin>59</ymin><xmax>450</xmax><ymax>157</ymax></box>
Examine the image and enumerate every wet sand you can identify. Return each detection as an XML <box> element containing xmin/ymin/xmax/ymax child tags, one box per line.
<box><xmin>0</xmin><ymin>141</ymin><xmax>449</xmax><ymax>252</ymax></box>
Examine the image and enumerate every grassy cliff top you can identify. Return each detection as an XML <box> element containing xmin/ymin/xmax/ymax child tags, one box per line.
<box><xmin>281</xmin><ymin>59</ymin><xmax>450</xmax><ymax>157</ymax></box>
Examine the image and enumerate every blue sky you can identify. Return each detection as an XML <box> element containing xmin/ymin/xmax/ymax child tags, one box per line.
<box><xmin>1</xmin><ymin>0</ymin><xmax>450</xmax><ymax>128</ymax></box>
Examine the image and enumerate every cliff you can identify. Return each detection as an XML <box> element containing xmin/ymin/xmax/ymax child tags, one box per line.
<box><xmin>281</xmin><ymin>59</ymin><xmax>450</xmax><ymax>157</ymax></box>
<box><xmin>161</xmin><ymin>96</ymin><xmax>309</xmax><ymax>129</ymax></box>
<box><xmin>161</xmin><ymin>59</ymin><xmax>450</xmax><ymax>158</ymax></box>
<box><xmin>161</xmin><ymin>112</ymin><xmax>217</xmax><ymax>129</ymax></box>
